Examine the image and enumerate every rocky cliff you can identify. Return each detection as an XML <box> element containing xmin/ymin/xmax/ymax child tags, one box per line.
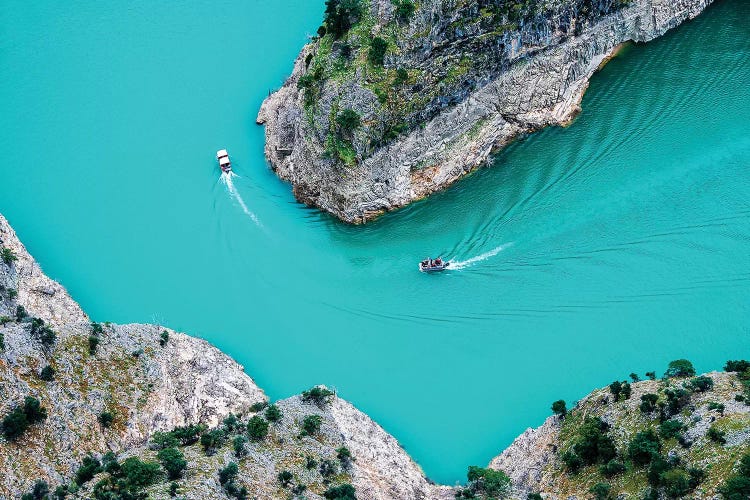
<box><xmin>0</xmin><ymin>213</ymin><xmax>451</xmax><ymax>499</ymax></box>
<box><xmin>257</xmin><ymin>0</ymin><xmax>714</xmax><ymax>223</ymax></box>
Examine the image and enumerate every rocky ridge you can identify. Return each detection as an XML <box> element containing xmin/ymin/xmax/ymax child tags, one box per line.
<box><xmin>258</xmin><ymin>0</ymin><xmax>714</xmax><ymax>223</ymax></box>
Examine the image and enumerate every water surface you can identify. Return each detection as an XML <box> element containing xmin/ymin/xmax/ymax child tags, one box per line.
<box><xmin>1</xmin><ymin>0</ymin><xmax>749</xmax><ymax>484</ymax></box>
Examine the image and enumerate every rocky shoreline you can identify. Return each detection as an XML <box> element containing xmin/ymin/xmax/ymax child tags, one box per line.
<box><xmin>258</xmin><ymin>0</ymin><xmax>714</xmax><ymax>223</ymax></box>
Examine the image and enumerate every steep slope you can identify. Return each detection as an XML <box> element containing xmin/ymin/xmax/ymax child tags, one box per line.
<box><xmin>258</xmin><ymin>0</ymin><xmax>714</xmax><ymax>223</ymax></box>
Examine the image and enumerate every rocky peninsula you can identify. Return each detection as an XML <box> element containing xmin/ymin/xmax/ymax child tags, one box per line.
<box><xmin>258</xmin><ymin>0</ymin><xmax>715</xmax><ymax>223</ymax></box>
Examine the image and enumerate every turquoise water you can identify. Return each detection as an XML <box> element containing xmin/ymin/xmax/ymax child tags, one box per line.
<box><xmin>2</xmin><ymin>0</ymin><xmax>749</xmax><ymax>484</ymax></box>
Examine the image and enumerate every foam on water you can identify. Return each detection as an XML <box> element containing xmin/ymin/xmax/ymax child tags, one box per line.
<box><xmin>449</xmin><ymin>243</ymin><xmax>513</xmax><ymax>270</ymax></box>
<box><xmin>222</xmin><ymin>172</ymin><xmax>262</xmax><ymax>227</ymax></box>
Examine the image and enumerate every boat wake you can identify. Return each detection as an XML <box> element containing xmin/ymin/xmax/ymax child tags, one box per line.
<box><xmin>221</xmin><ymin>172</ymin><xmax>262</xmax><ymax>227</ymax></box>
<box><xmin>450</xmin><ymin>243</ymin><xmax>513</xmax><ymax>270</ymax></box>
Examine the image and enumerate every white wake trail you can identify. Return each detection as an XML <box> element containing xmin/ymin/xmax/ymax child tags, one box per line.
<box><xmin>449</xmin><ymin>243</ymin><xmax>513</xmax><ymax>270</ymax></box>
<box><xmin>222</xmin><ymin>172</ymin><xmax>262</xmax><ymax>227</ymax></box>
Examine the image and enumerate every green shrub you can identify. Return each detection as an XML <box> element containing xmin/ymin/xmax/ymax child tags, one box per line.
<box><xmin>169</xmin><ymin>482</ymin><xmax>179</xmax><ymax>497</ymax></box>
<box><xmin>90</xmin><ymin>322</ymin><xmax>104</xmax><ymax>335</ymax></box>
<box><xmin>88</xmin><ymin>335</ymin><xmax>100</xmax><ymax>355</ymax></box>
<box><xmin>665</xmin><ymin>359</ymin><xmax>695</xmax><ymax>378</ymax></box>
<box><xmin>561</xmin><ymin>449</ymin><xmax>583</xmax><ymax>473</ymax></box>
<box><xmin>247</xmin><ymin>415</ymin><xmax>269</xmax><ymax>441</ymax></box>
<box><xmin>305</xmin><ymin>455</ymin><xmax>318</xmax><ymax>469</ymax></box>
<box><xmin>301</xmin><ymin>386</ymin><xmax>334</xmax><ymax>406</ymax></box>
<box><xmin>16</xmin><ymin>305</ymin><xmax>27</xmax><ymax>321</ymax></box>
<box><xmin>249</xmin><ymin>401</ymin><xmax>268</xmax><ymax>412</ymax></box>
<box><xmin>689</xmin><ymin>375</ymin><xmax>714</xmax><ymax>392</ymax></box>
<box><xmin>0</xmin><ymin>316</ymin><xmax>10</xmax><ymax>326</ymax></box>
<box><xmin>200</xmin><ymin>428</ymin><xmax>225</xmax><ymax>454</ymax></box>
<box><xmin>395</xmin><ymin>67</ymin><xmax>409</xmax><ymax>85</ymax></box>
<box><xmin>724</xmin><ymin>360</ymin><xmax>750</xmax><ymax>372</ymax></box>
<box><xmin>456</xmin><ymin>466</ymin><xmax>512</xmax><ymax>499</ymax></box>
<box><xmin>75</xmin><ymin>455</ymin><xmax>102</xmax><ymax>485</ymax></box>
<box><xmin>336</xmin><ymin>109</ymin><xmax>361</xmax><ymax>132</ymax></box>
<box><xmin>323</xmin><ymin>0</ymin><xmax>362</xmax><ymax>39</ymax></box>
<box><xmin>323</xmin><ymin>483</ymin><xmax>356</xmax><ymax>500</ymax></box>
<box><xmin>98</xmin><ymin>411</ymin><xmax>114</xmax><ymax>428</ymax></box>
<box><xmin>707</xmin><ymin>425</ymin><xmax>726</xmax><ymax>444</ymax></box>
<box><xmin>659</xmin><ymin>419</ymin><xmax>684</xmax><ymax>440</ymax></box>
<box><xmin>319</xmin><ymin>459</ymin><xmax>337</xmax><ymax>477</ymax></box>
<box><xmin>589</xmin><ymin>482</ymin><xmax>611</xmax><ymax>500</ymax></box>
<box><xmin>719</xmin><ymin>476</ymin><xmax>750</xmax><ymax>500</ymax></box>
<box><xmin>119</xmin><ymin>456</ymin><xmax>162</xmax><ymax>489</ymax></box>
<box><xmin>151</xmin><ymin>431</ymin><xmax>179</xmax><ymax>450</ymax></box>
<box><xmin>551</xmin><ymin>400</ymin><xmax>567</xmax><ymax>416</ymax></box>
<box><xmin>1</xmin><ymin>396</ymin><xmax>47</xmax><ymax>441</ymax></box>
<box><xmin>53</xmin><ymin>484</ymin><xmax>68</xmax><ymax>499</ymax></box>
<box><xmin>277</xmin><ymin>470</ymin><xmax>293</xmax><ymax>487</ymax></box>
<box><xmin>218</xmin><ymin>462</ymin><xmax>238</xmax><ymax>485</ymax></box>
<box><xmin>265</xmin><ymin>404</ymin><xmax>283</xmax><ymax>423</ymax></box>
<box><xmin>159</xmin><ymin>330</ymin><xmax>169</xmax><ymax>347</ymax></box>
<box><xmin>393</xmin><ymin>0</ymin><xmax>415</xmax><ymax>20</ymax></box>
<box><xmin>223</xmin><ymin>413</ymin><xmax>241</xmax><ymax>433</ymax></box>
<box><xmin>39</xmin><ymin>365</ymin><xmax>55</xmax><ymax>381</ymax></box>
<box><xmin>708</xmin><ymin>402</ymin><xmax>725</xmax><ymax>415</ymax></box>
<box><xmin>527</xmin><ymin>494</ymin><xmax>543</xmax><ymax>500</ymax></box>
<box><xmin>628</xmin><ymin>430</ymin><xmax>661</xmax><ymax>465</ymax></box>
<box><xmin>233</xmin><ymin>435</ymin><xmax>247</xmax><ymax>458</ymax></box>
<box><xmin>171</xmin><ymin>423</ymin><xmax>206</xmax><ymax>445</ymax></box>
<box><xmin>300</xmin><ymin>414</ymin><xmax>323</xmax><ymax>436</ymax></box>
<box><xmin>1</xmin><ymin>247</ymin><xmax>17</xmax><ymax>265</ymax></box>
<box><xmin>599</xmin><ymin>459</ymin><xmax>626</xmax><ymax>477</ymax></box>
<box><xmin>157</xmin><ymin>447</ymin><xmax>187</xmax><ymax>480</ymax></box>
<box><xmin>337</xmin><ymin>446</ymin><xmax>353</xmax><ymax>468</ymax></box>
<box><xmin>645</xmin><ymin>371</ymin><xmax>656</xmax><ymax>380</ymax></box>
<box><xmin>571</xmin><ymin>417</ymin><xmax>616</xmax><ymax>465</ymax></box>
<box><xmin>368</xmin><ymin>37</ymin><xmax>388</xmax><ymax>66</ymax></box>
<box><xmin>630</xmin><ymin>373</ymin><xmax>640</xmax><ymax>382</ymax></box>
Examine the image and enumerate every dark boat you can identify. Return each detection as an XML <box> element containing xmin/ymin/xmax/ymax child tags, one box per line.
<box><xmin>419</xmin><ymin>257</ymin><xmax>450</xmax><ymax>273</ymax></box>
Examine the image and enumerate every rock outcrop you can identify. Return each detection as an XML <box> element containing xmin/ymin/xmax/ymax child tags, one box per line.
<box><xmin>258</xmin><ymin>0</ymin><xmax>714</xmax><ymax>223</ymax></box>
<box><xmin>0</xmin><ymin>213</ymin><xmax>447</xmax><ymax>499</ymax></box>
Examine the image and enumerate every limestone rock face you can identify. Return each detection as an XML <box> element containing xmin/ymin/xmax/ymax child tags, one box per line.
<box><xmin>258</xmin><ymin>0</ymin><xmax>714</xmax><ymax>223</ymax></box>
<box><xmin>0</xmin><ymin>214</ymin><xmax>447</xmax><ymax>499</ymax></box>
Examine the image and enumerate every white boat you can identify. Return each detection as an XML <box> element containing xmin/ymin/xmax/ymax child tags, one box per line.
<box><xmin>217</xmin><ymin>149</ymin><xmax>231</xmax><ymax>173</ymax></box>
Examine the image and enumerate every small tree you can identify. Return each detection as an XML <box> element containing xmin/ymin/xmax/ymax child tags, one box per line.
<box><xmin>277</xmin><ymin>470</ymin><xmax>293</xmax><ymax>488</ymax></box>
<box><xmin>628</xmin><ymin>430</ymin><xmax>661</xmax><ymax>465</ymax></box>
<box><xmin>1</xmin><ymin>247</ymin><xmax>17</xmax><ymax>265</ymax></box>
<box><xmin>460</xmin><ymin>466</ymin><xmax>512</xmax><ymax>498</ymax></box>
<box><xmin>589</xmin><ymin>482</ymin><xmax>611</xmax><ymax>500</ymax></box>
<box><xmin>707</xmin><ymin>425</ymin><xmax>726</xmax><ymax>444</ymax></box>
<box><xmin>301</xmin><ymin>386</ymin><xmax>334</xmax><ymax>406</ymax></box>
<box><xmin>689</xmin><ymin>375</ymin><xmax>714</xmax><ymax>392</ymax></box>
<box><xmin>337</xmin><ymin>446</ymin><xmax>353</xmax><ymax>469</ymax></box>
<box><xmin>665</xmin><ymin>359</ymin><xmax>696</xmax><ymax>378</ymax></box>
<box><xmin>232</xmin><ymin>435</ymin><xmax>247</xmax><ymax>458</ymax></box>
<box><xmin>659</xmin><ymin>419</ymin><xmax>683</xmax><ymax>440</ymax></box>
<box><xmin>336</xmin><ymin>109</ymin><xmax>361</xmax><ymax>132</ymax></box>
<box><xmin>265</xmin><ymin>404</ymin><xmax>283</xmax><ymax>423</ymax></box>
<box><xmin>0</xmin><ymin>332</ymin><xmax>4</xmax><ymax>351</ymax></box>
<box><xmin>157</xmin><ymin>447</ymin><xmax>187</xmax><ymax>480</ymax></box>
<box><xmin>645</xmin><ymin>371</ymin><xmax>656</xmax><ymax>380</ymax></box>
<box><xmin>75</xmin><ymin>455</ymin><xmax>102</xmax><ymax>485</ymax></box>
<box><xmin>16</xmin><ymin>305</ymin><xmax>27</xmax><ymax>321</ymax></box>
<box><xmin>609</xmin><ymin>381</ymin><xmax>622</xmax><ymax>401</ymax></box>
<box><xmin>88</xmin><ymin>335</ymin><xmax>100</xmax><ymax>355</ymax></box>
<box><xmin>98</xmin><ymin>411</ymin><xmax>114</xmax><ymax>428</ymax></box>
<box><xmin>200</xmin><ymin>428</ymin><xmax>225</xmax><ymax>454</ymax></box>
<box><xmin>725</xmin><ymin>360</ymin><xmax>750</xmax><ymax>373</ymax></box>
<box><xmin>551</xmin><ymin>400</ymin><xmax>567</xmax><ymax>417</ymax></box>
<box><xmin>300</xmin><ymin>414</ymin><xmax>323</xmax><ymax>436</ymax></box>
<box><xmin>368</xmin><ymin>37</ymin><xmax>388</xmax><ymax>66</ymax></box>
<box><xmin>640</xmin><ymin>393</ymin><xmax>659</xmax><ymax>414</ymax></box>
<box><xmin>247</xmin><ymin>415</ymin><xmax>269</xmax><ymax>441</ymax></box>
<box><xmin>600</xmin><ymin>459</ymin><xmax>626</xmax><ymax>477</ymax></box>
<box><xmin>39</xmin><ymin>365</ymin><xmax>55</xmax><ymax>381</ymax></box>
<box><xmin>621</xmin><ymin>381</ymin><xmax>632</xmax><ymax>399</ymax></box>
<box><xmin>319</xmin><ymin>459</ymin><xmax>337</xmax><ymax>478</ymax></box>
<box><xmin>323</xmin><ymin>483</ymin><xmax>356</xmax><ymax>500</ymax></box>
<box><xmin>629</xmin><ymin>373</ymin><xmax>640</xmax><ymax>382</ymax></box>
<box><xmin>218</xmin><ymin>462</ymin><xmax>239</xmax><ymax>485</ymax></box>
<box><xmin>159</xmin><ymin>330</ymin><xmax>169</xmax><ymax>347</ymax></box>
<box><xmin>393</xmin><ymin>0</ymin><xmax>415</xmax><ymax>21</ymax></box>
